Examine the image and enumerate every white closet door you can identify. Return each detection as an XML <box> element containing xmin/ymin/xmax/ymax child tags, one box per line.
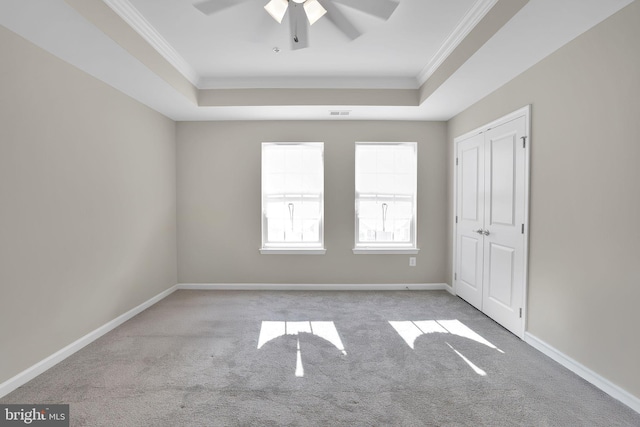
<box><xmin>481</xmin><ymin>116</ymin><xmax>527</xmax><ymax>336</ymax></box>
<box><xmin>454</xmin><ymin>108</ymin><xmax>529</xmax><ymax>339</ymax></box>
<box><xmin>455</xmin><ymin>133</ymin><xmax>485</xmax><ymax>310</ymax></box>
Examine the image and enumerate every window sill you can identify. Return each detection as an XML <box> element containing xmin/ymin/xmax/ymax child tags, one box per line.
<box><xmin>260</xmin><ymin>248</ymin><xmax>327</xmax><ymax>255</ymax></box>
<box><xmin>352</xmin><ymin>248</ymin><xmax>420</xmax><ymax>255</ymax></box>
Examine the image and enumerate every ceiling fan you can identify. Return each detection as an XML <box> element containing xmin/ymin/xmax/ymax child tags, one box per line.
<box><xmin>194</xmin><ymin>0</ymin><xmax>399</xmax><ymax>50</ymax></box>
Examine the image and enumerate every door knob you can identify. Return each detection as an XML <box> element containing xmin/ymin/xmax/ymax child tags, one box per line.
<box><xmin>472</xmin><ymin>229</ymin><xmax>490</xmax><ymax>235</ymax></box>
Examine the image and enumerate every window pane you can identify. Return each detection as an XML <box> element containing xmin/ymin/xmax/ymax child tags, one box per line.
<box><xmin>355</xmin><ymin>143</ymin><xmax>417</xmax><ymax>248</ymax></box>
<box><xmin>376</xmin><ymin>149</ymin><xmax>394</xmax><ymax>173</ymax></box>
<box><xmin>262</xmin><ymin>143</ymin><xmax>324</xmax><ymax>248</ymax></box>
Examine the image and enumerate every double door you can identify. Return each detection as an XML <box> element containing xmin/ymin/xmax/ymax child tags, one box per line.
<box><xmin>454</xmin><ymin>110</ymin><xmax>529</xmax><ymax>338</ymax></box>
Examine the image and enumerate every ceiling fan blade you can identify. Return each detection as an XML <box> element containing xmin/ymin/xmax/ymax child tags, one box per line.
<box><xmin>323</xmin><ymin>0</ymin><xmax>361</xmax><ymax>40</ymax></box>
<box><xmin>264</xmin><ymin>0</ymin><xmax>289</xmax><ymax>23</ymax></box>
<box><xmin>288</xmin><ymin>2</ymin><xmax>309</xmax><ymax>50</ymax></box>
<box><xmin>332</xmin><ymin>0</ymin><xmax>399</xmax><ymax>20</ymax></box>
<box><xmin>303</xmin><ymin>0</ymin><xmax>327</xmax><ymax>25</ymax></box>
<box><xmin>194</xmin><ymin>0</ymin><xmax>250</xmax><ymax>16</ymax></box>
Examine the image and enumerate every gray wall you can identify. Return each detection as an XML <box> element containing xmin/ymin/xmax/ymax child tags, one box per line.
<box><xmin>447</xmin><ymin>1</ymin><xmax>640</xmax><ymax>398</ymax></box>
<box><xmin>3</xmin><ymin>0</ymin><xmax>638</xmax><ymax>404</ymax></box>
<box><xmin>0</xmin><ymin>27</ymin><xmax>177</xmax><ymax>384</ymax></box>
<box><xmin>177</xmin><ymin>121</ymin><xmax>447</xmax><ymax>284</ymax></box>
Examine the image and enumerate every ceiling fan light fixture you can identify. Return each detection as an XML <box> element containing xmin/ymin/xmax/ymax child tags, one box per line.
<box><xmin>303</xmin><ymin>0</ymin><xmax>327</xmax><ymax>25</ymax></box>
<box><xmin>264</xmin><ymin>0</ymin><xmax>289</xmax><ymax>24</ymax></box>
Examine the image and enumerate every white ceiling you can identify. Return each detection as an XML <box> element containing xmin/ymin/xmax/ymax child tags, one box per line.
<box><xmin>0</xmin><ymin>0</ymin><xmax>634</xmax><ymax>121</ymax></box>
<box><xmin>127</xmin><ymin>0</ymin><xmax>477</xmax><ymax>89</ymax></box>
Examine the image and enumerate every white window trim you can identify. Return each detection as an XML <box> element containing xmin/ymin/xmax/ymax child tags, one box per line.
<box><xmin>260</xmin><ymin>248</ymin><xmax>327</xmax><ymax>255</ymax></box>
<box><xmin>261</xmin><ymin>142</ymin><xmax>325</xmax><ymax>253</ymax></box>
<box><xmin>352</xmin><ymin>248</ymin><xmax>420</xmax><ymax>255</ymax></box>
<box><xmin>353</xmin><ymin>141</ymin><xmax>418</xmax><ymax>253</ymax></box>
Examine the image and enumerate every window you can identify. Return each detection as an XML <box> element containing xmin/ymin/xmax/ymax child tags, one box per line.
<box><xmin>261</xmin><ymin>143</ymin><xmax>325</xmax><ymax>254</ymax></box>
<box><xmin>354</xmin><ymin>142</ymin><xmax>418</xmax><ymax>253</ymax></box>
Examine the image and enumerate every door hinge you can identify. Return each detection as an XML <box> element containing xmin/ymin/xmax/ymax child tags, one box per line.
<box><xmin>521</xmin><ymin>224</ymin><xmax>525</xmax><ymax>234</ymax></box>
<box><xmin>456</xmin><ymin>157</ymin><xmax>459</xmax><ymax>166</ymax></box>
<box><xmin>519</xmin><ymin>308</ymin><xmax>522</xmax><ymax>318</ymax></box>
<box><xmin>455</xmin><ymin>216</ymin><xmax>458</xmax><ymax>224</ymax></box>
<box><xmin>521</xmin><ymin>136</ymin><xmax>527</xmax><ymax>148</ymax></box>
<box><xmin>454</xmin><ymin>273</ymin><xmax>457</xmax><ymax>280</ymax></box>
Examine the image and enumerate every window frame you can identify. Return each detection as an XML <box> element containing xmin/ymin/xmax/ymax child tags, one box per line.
<box><xmin>353</xmin><ymin>142</ymin><xmax>419</xmax><ymax>254</ymax></box>
<box><xmin>260</xmin><ymin>142</ymin><xmax>326</xmax><ymax>255</ymax></box>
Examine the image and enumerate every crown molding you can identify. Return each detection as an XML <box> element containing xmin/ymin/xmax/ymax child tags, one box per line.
<box><xmin>417</xmin><ymin>0</ymin><xmax>498</xmax><ymax>86</ymax></box>
<box><xmin>101</xmin><ymin>0</ymin><xmax>200</xmax><ymax>86</ymax></box>
<box><xmin>101</xmin><ymin>0</ymin><xmax>495</xmax><ymax>92</ymax></box>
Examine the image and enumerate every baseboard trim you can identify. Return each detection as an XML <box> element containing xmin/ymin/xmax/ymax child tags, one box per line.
<box><xmin>0</xmin><ymin>285</ymin><xmax>178</xmax><ymax>399</ymax></box>
<box><xmin>524</xmin><ymin>332</ymin><xmax>640</xmax><ymax>414</ymax></box>
<box><xmin>177</xmin><ymin>283</ymin><xmax>449</xmax><ymax>291</ymax></box>
<box><xmin>443</xmin><ymin>283</ymin><xmax>455</xmax><ymax>296</ymax></box>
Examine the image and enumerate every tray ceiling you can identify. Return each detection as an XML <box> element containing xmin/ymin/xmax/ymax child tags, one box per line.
<box><xmin>0</xmin><ymin>0</ymin><xmax>634</xmax><ymax>120</ymax></box>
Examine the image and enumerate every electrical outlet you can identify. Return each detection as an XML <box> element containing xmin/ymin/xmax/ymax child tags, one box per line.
<box><xmin>409</xmin><ymin>257</ymin><xmax>416</xmax><ymax>267</ymax></box>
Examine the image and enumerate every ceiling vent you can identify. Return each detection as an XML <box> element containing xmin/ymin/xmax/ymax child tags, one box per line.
<box><xmin>329</xmin><ymin>110</ymin><xmax>351</xmax><ymax>116</ymax></box>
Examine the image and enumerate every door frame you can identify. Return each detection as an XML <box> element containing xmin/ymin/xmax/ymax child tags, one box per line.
<box><xmin>451</xmin><ymin>105</ymin><xmax>531</xmax><ymax>339</ymax></box>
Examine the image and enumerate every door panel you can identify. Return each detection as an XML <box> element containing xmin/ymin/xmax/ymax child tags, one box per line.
<box><xmin>486</xmin><ymin>243</ymin><xmax>514</xmax><ymax>307</ymax></box>
<box><xmin>455</xmin><ymin>134</ymin><xmax>484</xmax><ymax>310</ymax></box>
<box><xmin>461</xmin><ymin>147</ymin><xmax>480</xmax><ymax>221</ymax></box>
<box><xmin>482</xmin><ymin>116</ymin><xmax>526</xmax><ymax>336</ymax></box>
<box><xmin>489</xmin><ymin>133</ymin><xmax>516</xmax><ymax>226</ymax></box>
<box><xmin>459</xmin><ymin>236</ymin><xmax>480</xmax><ymax>289</ymax></box>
